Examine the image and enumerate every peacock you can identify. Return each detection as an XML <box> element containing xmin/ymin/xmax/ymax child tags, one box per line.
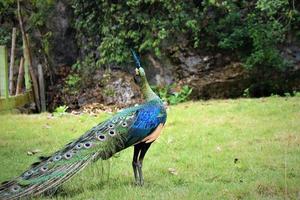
<box><xmin>0</xmin><ymin>51</ymin><xmax>167</xmax><ymax>200</ymax></box>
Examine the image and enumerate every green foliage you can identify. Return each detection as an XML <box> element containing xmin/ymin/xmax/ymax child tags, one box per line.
<box><xmin>168</xmin><ymin>85</ymin><xmax>192</xmax><ymax>105</ymax></box>
<box><xmin>71</xmin><ymin>0</ymin><xmax>299</xmax><ymax>72</ymax></box>
<box><xmin>244</xmin><ymin>13</ymin><xmax>286</xmax><ymax>69</ymax></box>
<box><xmin>256</xmin><ymin>0</ymin><xmax>288</xmax><ymax>16</ymax></box>
<box><xmin>53</xmin><ymin>105</ymin><xmax>69</xmax><ymax>116</ymax></box>
<box><xmin>29</xmin><ymin>0</ymin><xmax>54</xmax><ymax>26</ymax></box>
<box><xmin>0</xmin><ymin>0</ymin><xmax>16</xmax><ymax>46</ymax></box>
<box><xmin>0</xmin><ymin>28</ymin><xmax>11</xmax><ymax>46</ymax></box>
<box><xmin>1</xmin><ymin>0</ymin><xmax>299</xmax><ymax>100</ymax></box>
<box><xmin>66</xmin><ymin>74</ymin><xmax>81</xmax><ymax>89</ymax></box>
<box><xmin>0</xmin><ymin>0</ymin><xmax>54</xmax><ymax>54</ymax></box>
<box><xmin>243</xmin><ymin>88</ymin><xmax>250</xmax><ymax>98</ymax></box>
<box><xmin>63</xmin><ymin>73</ymin><xmax>82</xmax><ymax>95</ymax></box>
<box><xmin>205</xmin><ymin>0</ymin><xmax>299</xmax><ymax>69</ymax></box>
<box><xmin>40</xmin><ymin>31</ymin><xmax>52</xmax><ymax>55</ymax></box>
<box><xmin>293</xmin><ymin>91</ymin><xmax>300</xmax><ymax>97</ymax></box>
<box><xmin>152</xmin><ymin>84</ymin><xmax>192</xmax><ymax>105</ymax></box>
<box><xmin>71</xmin><ymin>0</ymin><xmax>201</xmax><ymax>64</ymax></box>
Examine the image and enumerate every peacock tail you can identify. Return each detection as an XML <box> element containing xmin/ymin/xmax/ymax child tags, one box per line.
<box><xmin>0</xmin><ymin>50</ymin><xmax>167</xmax><ymax>199</ymax></box>
<box><xmin>0</xmin><ymin>100</ymin><xmax>166</xmax><ymax>200</ymax></box>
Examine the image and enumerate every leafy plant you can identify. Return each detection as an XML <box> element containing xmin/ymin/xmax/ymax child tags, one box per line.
<box><xmin>71</xmin><ymin>0</ymin><xmax>202</xmax><ymax>64</ymax></box>
<box><xmin>152</xmin><ymin>84</ymin><xmax>192</xmax><ymax>105</ymax></box>
<box><xmin>293</xmin><ymin>91</ymin><xmax>300</xmax><ymax>97</ymax></box>
<box><xmin>66</xmin><ymin>74</ymin><xmax>81</xmax><ymax>89</ymax></box>
<box><xmin>53</xmin><ymin>105</ymin><xmax>69</xmax><ymax>116</ymax></box>
<box><xmin>243</xmin><ymin>88</ymin><xmax>250</xmax><ymax>98</ymax></box>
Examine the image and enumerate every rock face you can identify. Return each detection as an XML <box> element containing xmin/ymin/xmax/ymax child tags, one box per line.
<box><xmin>49</xmin><ymin>69</ymin><xmax>141</xmax><ymax>111</ymax></box>
<box><xmin>154</xmin><ymin>44</ymin><xmax>300</xmax><ymax>100</ymax></box>
<box><xmin>48</xmin><ymin>43</ymin><xmax>300</xmax><ymax>110</ymax></box>
<box><xmin>166</xmin><ymin>48</ymin><xmax>251</xmax><ymax>99</ymax></box>
<box><xmin>47</xmin><ymin>0</ymin><xmax>78</xmax><ymax>67</ymax></box>
<box><xmin>101</xmin><ymin>73</ymin><xmax>139</xmax><ymax>106</ymax></box>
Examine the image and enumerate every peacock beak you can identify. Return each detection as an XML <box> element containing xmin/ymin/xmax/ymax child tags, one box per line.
<box><xmin>135</xmin><ymin>68</ymin><xmax>140</xmax><ymax>76</ymax></box>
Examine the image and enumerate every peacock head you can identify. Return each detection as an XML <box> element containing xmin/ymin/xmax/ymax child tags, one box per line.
<box><xmin>135</xmin><ymin>67</ymin><xmax>146</xmax><ymax>77</ymax></box>
<box><xmin>133</xmin><ymin>67</ymin><xmax>146</xmax><ymax>85</ymax></box>
<box><xmin>131</xmin><ymin>50</ymin><xmax>160</xmax><ymax>101</ymax></box>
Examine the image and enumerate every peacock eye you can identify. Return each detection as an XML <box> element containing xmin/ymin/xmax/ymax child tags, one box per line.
<box><xmin>11</xmin><ymin>185</ymin><xmax>21</xmax><ymax>192</ymax></box>
<box><xmin>108</xmin><ymin>130</ymin><xmax>116</xmax><ymax>136</ymax></box>
<box><xmin>108</xmin><ymin>124</ymin><xmax>114</xmax><ymax>128</ymax></box>
<box><xmin>97</xmin><ymin>134</ymin><xmax>106</xmax><ymax>141</ymax></box>
<box><xmin>64</xmin><ymin>152</ymin><xmax>72</xmax><ymax>159</ymax></box>
<box><xmin>75</xmin><ymin>143</ymin><xmax>83</xmax><ymax>150</ymax></box>
<box><xmin>40</xmin><ymin>166</ymin><xmax>48</xmax><ymax>172</ymax></box>
<box><xmin>24</xmin><ymin>170</ymin><xmax>33</xmax><ymax>177</ymax></box>
<box><xmin>53</xmin><ymin>155</ymin><xmax>62</xmax><ymax>161</ymax></box>
<box><xmin>84</xmin><ymin>142</ymin><xmax>92</xmax><ymax>148</ymax></box>
<box><xmin>122</xmin><ymin>122</ymin><xmax>127</xmax><ymax>127</ymax></box>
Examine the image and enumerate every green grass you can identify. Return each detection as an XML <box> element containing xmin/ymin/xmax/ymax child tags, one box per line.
<box><xmin>0</xmin><ymin>97</ymin><xmax>300</xmax><ymax>200</ymax></box>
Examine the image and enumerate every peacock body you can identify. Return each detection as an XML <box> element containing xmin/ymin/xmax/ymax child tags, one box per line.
<box><xmin>0</xmin><ymin>52</ymin><xmax>167</xmax><ymax>200</ymax></box>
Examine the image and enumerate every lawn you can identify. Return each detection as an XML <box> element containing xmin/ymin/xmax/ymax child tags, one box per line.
<box><xmin>0</xmin><ymin>97</ymin><xmax>299</xmax><ymax>200</ymax></box>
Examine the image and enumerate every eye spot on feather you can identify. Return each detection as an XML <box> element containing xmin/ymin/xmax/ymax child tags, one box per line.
<box><xmin>108</xmin><ymin>123</ymin><xmax>115</xmax><ymax>128</ymax></box>
<box><xmin>108</xmin><ymin>129</ymin><xmax>116</xmax><ymax>136</ymax></box>
<box><xmin>97</xmin><ymin>134</ymin><xmax>106</xmax><ymax>141</ymax></box>
<box><xmin>24</xmin><ymin>170</ymin><xmax>33</xmax><ymax>177</ymax></box>
<box><xmin>64</xmin><ymin>152</ymin><xmax>72</xmax><ymax>159</ymax></box>
<box><xmin>10</xmin><ymin>185</ymin><xmax>21</xmax><ymax>192</ymax></box>
<box><xmin>84</xmin><ymin>142</ymin><xmax>92</xmax><ymax>148</ymax></box>
<box><xmin>40</xmin><ymin>166</ymin><xmax>48</xmax><ymax>172</ymax></box>
<box><xmin>122</xmin><ymin>122</ymin><xmax>128</xmax><ymax>127</ymax></box>
<box><xmin>53</xmin><ymin>155</ymin><xmax>62</xmax><ymax>161</ymax></box>
<box><xmin>75</xmin><ymin>143</ymin><xmax>83</xmax><ymax>150</ymax></box>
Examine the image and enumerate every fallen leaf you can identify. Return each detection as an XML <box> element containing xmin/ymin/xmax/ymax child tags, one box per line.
<box><xmin>168</xmin><ymin>168</ymin><xmax>178</xmax><ymax>175</ymax></box>
<box><xmin>27</xmin><ymin>149</ymin><xmax>41</xmax><ymax>156</ymax></box>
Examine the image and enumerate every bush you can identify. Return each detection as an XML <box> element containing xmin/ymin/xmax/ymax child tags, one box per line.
<box><xmin>70</xmin><ymin>0</ymin><xmax>299</xmax><ymax>73</ymax></box>
<box><xmin>152</xmin><ymin>84</ymin><xmax>192</xmax><ymax>105</ymax></box>
<box><xmin>53</xmin><ymin>105</ymin><xmax>68</xmax><ymax>116</ymax></box>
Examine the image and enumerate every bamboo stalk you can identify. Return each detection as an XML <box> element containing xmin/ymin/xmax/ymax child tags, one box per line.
<box><xmin>16</xmin><ymin>57</ymin><xmax>24</xmax><ymax>95</ymax></box>
<box><xmin>17</xmin><ymin>0</ymin><xmax>41</xmax><ymax>112</ymax></box>
<box><xmin>17</xmin><ymin>1</ymin><xmax>30</xmax><ymax>90</ymax></box>
<box><xmin>0</xmin><ymin>46</ymin><xmax>9</xmax><ymax>99</ymax></box>
<box><xmin>9</xmin><ymin>27</ymin><xmax>16</xmax><ymax>95</ymax></box>
<box><xmin>38</xmin><ymin>64</ymin><xmax>46</xmax><ymax>112</ymax></box>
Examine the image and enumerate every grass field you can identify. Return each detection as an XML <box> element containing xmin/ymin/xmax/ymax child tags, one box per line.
<box><xmin>0</xmin><ymin>97</ymin><xmax>299</xmax><ymax>200</ymax></box>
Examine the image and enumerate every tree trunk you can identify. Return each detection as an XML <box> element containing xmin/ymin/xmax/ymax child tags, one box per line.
<box><xmin>9</xmin><ymin>27</ymin><xmax>16</xmax><ymax>95</ymax></box>
<box><xmin>17</xmin><ymin>0</ymin><xmax>41</xmax><ymax>112</ymax></box>
<box><xmin>16</xmin><ymin>57</ymin><xmax>24</xmax><ymax>95</ymax></box>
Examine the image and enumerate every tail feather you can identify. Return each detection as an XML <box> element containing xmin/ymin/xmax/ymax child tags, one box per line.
<box><xmin>0</xmin><ymin>111</ymin><xmax>138</xmax><ymax>200</ymax></box>
<box><xmin>0</xmin><ymin>153</ymin><xmax>95</xmax><ymax>200</ymax></box>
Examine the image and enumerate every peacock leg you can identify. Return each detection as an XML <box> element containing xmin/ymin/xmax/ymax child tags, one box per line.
<box><xmin>132</xmin><ymin>144</ymin><xmax>142</xmax><ymax>185</ymax></box>
<box><xmin>136</xmin><ymin>142</ymin><xmax>152</xmax><ymax>186</ymax></box>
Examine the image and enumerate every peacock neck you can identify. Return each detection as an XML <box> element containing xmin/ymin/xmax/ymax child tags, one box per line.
<box><xmin>141</xmin><ymin>76</ymin><xmax>160</xmax><ymax>102</ymax></box>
